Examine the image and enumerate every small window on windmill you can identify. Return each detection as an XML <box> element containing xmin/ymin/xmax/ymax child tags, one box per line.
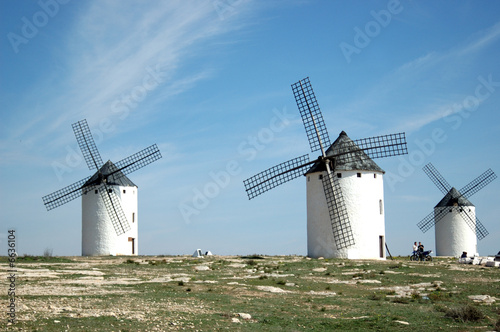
<box><xmin>337</xmin><ymin>173</ymin><xmax>342</xmax><ymax>178</ymax></box>
<box><xmin>95</xmin><ymin>190</ymin><xmax>98</xmax><ymax>194</ymax></box>
<box><xmin>357</xmin><ymin>173</ymin><xmax>361</xmax><ymax>178</ymax></box>
<box><xmin>108</xmin><ymin>189</ymin><xmax>112</xmax><ymax>193</ymax></box>
<box><xmin>123</xmin><ymin>189</ymin><xmax>126</xmax><ymax>194</ymax></box>
<box><xmin>132</xmin><ymin>213</ymin><xmax>135</xmax><ymax>223</ymax></box>
<box><xmin>319</xmin><ymin>174</ymin><xmax>323</xmax><ymax>180</ymax></box>
<box><xmin>308</xmin><ymin>176</ymin><xmax>310</xmax><ymax>182</ymax></box>
<box><xmin>379</xmin><ymin>199</ymin><xmax>383</xmax><ymax>215</ymax></box>
<box><xmin>374</xmin><ymin>174</ymin><xmax>377</xmax><ymax>179</ymax></box>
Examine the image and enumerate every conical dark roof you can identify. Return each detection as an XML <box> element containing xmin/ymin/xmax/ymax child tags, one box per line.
<box><xmin>83</xmin><ymin>160</ymin><xmax>137</xmax><ymax>188</ymax></box>
<box><xmin>435</xmin><ymin>187</ymin><xmax>474</xmax><ymax>208</ymax></box>
<box><xmin>306</xmin><ymin>131</ymin><xmax>384</xmax><ymax>174</ymax></box>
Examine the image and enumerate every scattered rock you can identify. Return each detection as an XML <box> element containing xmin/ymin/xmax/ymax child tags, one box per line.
<box><xmin>231</xmin><ymin>317</ymin><xmax>241</xmax><ymax>323</ymax></box>
<box><xmin>313</xmin><ymin>267</ymin><xmax>327</xmax><ymax>272</ymax></box>
<box><xmin>358</xmin><ymin>280</ymin><xmax>381</xmax><ymax>284</ymax></box>
<box><xmin>308</xmin><ymin>290</ymin><xmax>336</xmax><ymax>296</ymax></box>
<box><xmin>395</xmin><ymin>320</ymin><xmax>409</xmax><ymax>325</ymax></box>
<box><xmin>256</xmin><ymin>286</ymin><xmax>292</xmax><ymax>293</ymax></box>
<box><xmin>237</xmin><ymin>313</ymin><xmax>252</xmax><ymax>320</ymax></box>
<box><xmin>194</xmin><ymin>265</ymin><xmax>210</xmax><ymax>271</ymax></box>
<box><xmin>468</xmin><ymin>295</ymin><xmax>497</xmax><ymax>304</ymax></box>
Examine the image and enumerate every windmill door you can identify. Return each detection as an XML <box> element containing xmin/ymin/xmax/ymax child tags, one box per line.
<box><xmin>379</xmin><ymin>236</ymin><xmax>384</xmax><ymax>258</ymax></box>
<box><xmin>128</xmin><ymin>237</ymin><xmax>135</xmax><ymax>255</ymax></box>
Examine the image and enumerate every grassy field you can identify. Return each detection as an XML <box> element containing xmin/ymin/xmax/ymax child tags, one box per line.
<box><xmin>1</xmin><ymin>255</ymin><xmax>499</xmax><ymax>331</ymax></box>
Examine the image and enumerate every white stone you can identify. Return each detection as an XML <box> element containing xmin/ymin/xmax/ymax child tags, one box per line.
<box><xmin>395</xmin><ymin>320</ymin><xmax>409</xmax><ymax>325</ymax></box>
<box><xmin>237</xmin><ymin>313</ymin><xmax>252</xmax><ymax>320</ymax></box>
<box><xmin>468</xmin><ymin>295</ymin><xmax>497</xmax><ymax>304</ymax></box>
<box><xmin>256</xmin><ymin>286</ymin><xmax>291</xmax><ymax>293</ymax></box>
<box><xmin>312</xmin><ymin>267</ymin><xmax>327</xmax><ymax>272</ymax></box>
<box><xmin>194</xmin><ymin>265</ymin><xmax>210</xmax><ymax>271</ymax></box>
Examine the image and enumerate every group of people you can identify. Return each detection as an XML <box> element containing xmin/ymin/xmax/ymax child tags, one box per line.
<box><xmin>412</xmin><ymin>241</ymin><xmax>425</xmax><ymax>259</ymax></box>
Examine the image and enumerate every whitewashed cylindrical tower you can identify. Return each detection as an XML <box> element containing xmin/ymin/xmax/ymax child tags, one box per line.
<box><xmin>434</xmin><ymin>187</ymin><xmax>477</xmax><ymax>257</ymax></box>
<box><xmin>82</xmin><ymin>161</ymin><xmax>138</xmax><ymax>256</ymax></box>
<box><xmin>306</xmin><ymin>131</ymin><xmax>386</xmax><ymax>259</ymax></box>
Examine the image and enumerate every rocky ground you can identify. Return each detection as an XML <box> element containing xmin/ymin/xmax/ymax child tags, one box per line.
<box><xmin>1</xmin><ymin>255</ymin><xmax>499</xmax><ymax>331</ymax></box>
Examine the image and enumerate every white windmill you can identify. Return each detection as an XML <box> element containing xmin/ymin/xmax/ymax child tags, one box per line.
<box><xmin>43</xmin><ymin>120</ymin><xmax>161</xmax><ymax>256</ymax></box>
<box><xmin>417</xmin><ymin>163</ymin><xmax>496</xmax><ymax>257</ymax></box>
<box><xmin>243</xmin><ymin>77</ymin><xmax>408</xmax><ymax>259</ymax></box>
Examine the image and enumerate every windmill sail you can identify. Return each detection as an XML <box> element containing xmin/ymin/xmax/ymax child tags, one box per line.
<box><xmin>244</xmin><ymin>155</ymin><xmax>311</xmax><ymax>199</ymax></box>
<box><xmin>321</xmin><ymin>168</ymin><xmax>354</xmax><ymax>249</ymax></box>
<box><xmin>291</xmin><ymin>77</ymin><xmax>330</xmax><ymax>154</ymax></box>
<box><xmin>73</xmin><ymin>119</ymin><xmax>104</xmax><ymax>170</ymax></box>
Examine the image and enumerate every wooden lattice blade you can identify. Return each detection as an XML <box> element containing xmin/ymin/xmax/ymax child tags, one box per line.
<box><xmin>291</xmin><ymin>77</ymin><xmax>330</xmax><ymax>154</ymax></box>
<box><xmin>321</xmin><ymin>168</ymin><xmax>355</xmax><ymax>250</ymax></box>
<box><xmin>244</xmin><ymin>155</ymin><xmax>312</xmax><ymax>200</ymax></box>
<box><xmin>98</xmin><ymin>184</ymin><xmax>131</xmax><ymax>236</ymax></box>
<box><xmin>423</xmin><ymin>163</ymin><xmax>452</xmax><ymax>195</ymax></box>
<box><xmin>72</xmin><ymin>119</ymin><xmax>103</xmax><ymax>171</ymax></box>
<box><xmin>459</xmin><ymin>168</ymin><xmax>497</xmax><ymax>199</ymax></box>
<box><xmin>114</xmin><ymin>144</ymin><xmax>162</xmax><ymax>177</ymax></box>
<box><xmin>42</xmin><ymin>176</ymin><xmax>94</xmax><ymax>211</ymax></box>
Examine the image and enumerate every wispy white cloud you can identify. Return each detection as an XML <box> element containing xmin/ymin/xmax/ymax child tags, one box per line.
<box><xmin>342</xmin><ymin>21</ymin><xmax>500</xmax><ymax>134</ymax></box>
<box><xmin>8</xmin><ymin>0</ymin><xmax>258</xmax><ymax>149</ymax></box>
<box><xmin>456</xmin><ymin>21</ymin><xmax>500</xmax><ymax>57</ymax></box>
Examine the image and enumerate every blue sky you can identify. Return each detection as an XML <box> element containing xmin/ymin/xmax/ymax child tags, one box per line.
<box><xmin>1</xmin><ymin>0</ymin><xmax>499</xmax><ymax>257</ymax></box>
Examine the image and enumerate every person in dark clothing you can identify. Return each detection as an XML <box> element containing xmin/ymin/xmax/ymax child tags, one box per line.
<box><xmin>418</xmin><ymin>242</ymin><xmax>424</xmax><ymax>260</ymax></box>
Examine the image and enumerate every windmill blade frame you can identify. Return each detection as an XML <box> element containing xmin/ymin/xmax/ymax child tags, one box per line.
<box><xmin>352</xmin><ymin>133</ymin><xmax>408</xmax><ymax>160</ymax></box>
<box><xmin>114</xmin><ymin>144</ymin><xmax>162</xmax><ymax>177</ymax></box>
<box><xmin>474</xmin><ymin>216</ymin><xmax>489</xmax><ymax>240</ymax></box>
<box><xmin>423</xmin><ymin>163</ymin><xmax>452</xmax><ymax>195</ymax></box>
<box><xmin>452</xmin><ymin>206</ymin><xmax>489</xmax><ymax>240</ymax></box>
<box><xmin>98</xmin><ymin>184</ymin><xmax>131</xmax><ymax>236</ymax></box>
<box><xmin>321</xmin><ymin>168</ymin><xmax>355</xmax><ymax>249</ymax></box>
<box><xmin>43</xmin><ymin>176</ymin><xmax>94</xmax><ymax>211</ymax></box>
<box><xmin>72</xmin><ymin>119</ymin><xmax>103</xmax><ymax>171</ymax></box>
<box><xmin>330</xmin><ymin>132</ymin><xmax>408</xmax><ymax>167</ymax></box>
<box><xmin>459</xmin><ymin>168</ymin><xmax>497</xmax><ymax>199</ymax></box>
<box><xmin>291</xmin><ymin>77</ymin><xmax>330</xmax><ymax>154</ymax></box>
<box><xmin>244</xmin><ymin>155</ymin><xmax>311</xmax><ymax>199</ymax></box>
<box><xmin>416</xmin><ymin>207</ymin><xmax>450</xmax><ymax>233</ymax></box>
